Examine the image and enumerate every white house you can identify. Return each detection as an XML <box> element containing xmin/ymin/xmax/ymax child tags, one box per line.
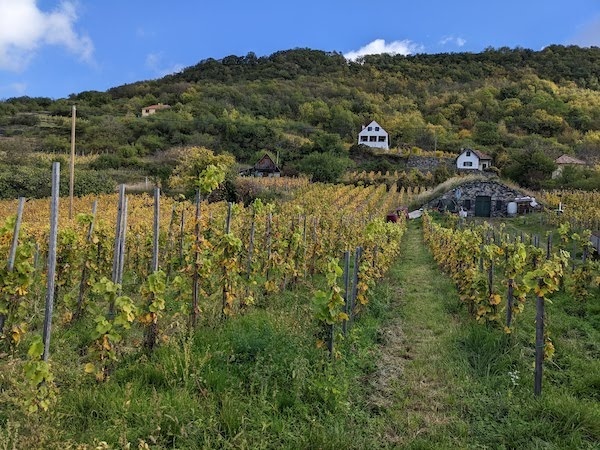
<box><xmin>141</xmin><ymin>103</ymin><xmax>171</xmax><ymax>117</ymax></box>
<box><xmin>358</xmin><ymin>120</ymin><xmax>389</xmax><ymax>150</ymax></box>
<box><xmin>456</xmin><ymin>148</ymin><xmax>492</xmax><ymax>171</ymax></box>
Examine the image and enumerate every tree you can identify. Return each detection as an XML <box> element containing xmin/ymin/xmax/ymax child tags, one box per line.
<box><xmin>502</xmin><ymin>148</ymin><xmax>556</xmax><ymax>189</ymax></box>
<box><xmin>297</xmin><ymin>152</ymin><xmax>353</xmax><ymax>183</ymax></box>
<box><xmin>168</xmin><ymin>147</ymin><xmax>235</xmax><ymax>197</ymax></box>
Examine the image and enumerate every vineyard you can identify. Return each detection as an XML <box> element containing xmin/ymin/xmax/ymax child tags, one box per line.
<box><xmin>0</xmin><ymin>177</ymin><xmax>599</xmax><ymax>449</ymax></box>
<box><xmin>539</xmin><ymin>190</ymin><xmax>600</xmax><ymax>232</ymax></box>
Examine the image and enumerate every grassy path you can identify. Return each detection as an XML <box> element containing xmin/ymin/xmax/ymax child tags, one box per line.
<box><xmin>372</xmin><ymin>220</ymin><xmax>600</xmax><ymax>450</ymax></box>
<box><xmin>374</xmin><ymin>221</ymin><xmax>470</xmax><ymax>448</ymax></box>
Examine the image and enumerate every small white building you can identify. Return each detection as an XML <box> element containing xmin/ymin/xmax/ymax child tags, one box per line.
<box><xmin>141</xmin><ymin>103</ymin><xmax>171</xmax><ymax>117</ymax></box>
<box><xmin>358</xmin><ymin>120</ymin><xmax>389</xmax><ymax>150</ymax></box>
<box><xmin>456</xmin><ymin>148</ymin><xmax>492</xmax><ymax>171</ymax></box>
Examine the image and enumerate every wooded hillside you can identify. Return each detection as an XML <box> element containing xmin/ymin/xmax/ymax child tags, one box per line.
<box><xmin>1</xmin><ymin>45</ymin><xmax>600</xmax><ymax>190</ymax></box>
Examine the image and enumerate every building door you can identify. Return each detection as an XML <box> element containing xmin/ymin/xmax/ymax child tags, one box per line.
<box><xmin>475</xmin><ymin>196</ymin><xmax>491</xmax><ymax>217</ymax></box>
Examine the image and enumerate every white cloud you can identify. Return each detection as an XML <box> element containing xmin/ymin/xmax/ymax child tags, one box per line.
<box><xmin>145</xmin><ymin>52</ymin><xmax>183</xmax><ymax>77</ymax></box>
<box><xmin>440</xmin><ymin>35</ymin><xmax>467</xmax><ymax>47</ymax></box>
<box><xmin>0</xmin><ymin>0</ymin><xmax>93</xmax><ymax>71</ymax></box>
<box><xmin>344</xmin><ymin>39</ymin><xmax>423</xmax><ymax>61</ymax></box>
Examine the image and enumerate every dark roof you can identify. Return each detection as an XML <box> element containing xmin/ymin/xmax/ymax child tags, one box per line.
<box><xmin>472</xmin><ymin>149</ymin><xmax>492</xmax><ymax>160</ymax></box>
<box><xmin>254</xmin><ymin>154</ymin><xmax>281</xmax><ymax>172</ymax></box>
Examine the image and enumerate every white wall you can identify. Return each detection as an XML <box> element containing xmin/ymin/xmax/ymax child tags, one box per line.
<box><xmin>358</xmin><ymin>121</ymin><xmax>389</xmax><ymax>150</ymax></box>
<box><xmin>456</xmin><ymin>150</ymin><xmax>481</xmax><ymax>170</ymax></box>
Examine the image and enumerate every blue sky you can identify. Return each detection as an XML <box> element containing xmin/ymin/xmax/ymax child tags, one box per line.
<box><xmin>1</xmin><ymin>0</ymin><xmax>600</xmax><ymax>99</ymax></box>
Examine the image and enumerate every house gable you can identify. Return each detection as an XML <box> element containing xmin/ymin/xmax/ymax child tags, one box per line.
<box><xmin>358</xmin><ymin>120</ymin><xmax>389</xmax><ymax>150</ymax></box>
<box><xmin>456</xmin><ymin>148</ymin><xmax>492</xmax><ymax>171</ymax></box>
<box><xmin>239</xmin><ymin>153</ymin><xmax>281</xmax><ymax>177</ymax></box>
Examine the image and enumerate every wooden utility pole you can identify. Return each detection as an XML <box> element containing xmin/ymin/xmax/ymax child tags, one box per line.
<box><xmin>69</xmin><ymin>105</ymin><xmax>76</xmax><ymax>219</ymax></box>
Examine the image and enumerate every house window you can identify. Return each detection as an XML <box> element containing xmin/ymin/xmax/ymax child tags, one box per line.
<box><xmin>496</xmin><ymin>200</ymin><xmax>503</xmax><ymax>211</ymax></box>
<box><xmin>378</xmin><ymin>136</ymin><xmax>386</xmax><ymax>142</ymax></box>
<box><xmin>369</xmin><ymin>136</ymin><xmax>377</xmax><ymax>142</ymax></box>
<box><xmin>463</xmin><ymin>199</ymin><xmax>471</xmax><ymax>209</ymax></box>
<box><xmin>367</xmin><ymin>127</ymin><xmax>372</xmax><ymax>131</ymax></box>
<box><xmin>375</xmin><ymin>126</ymin><xmax>380</xmax><ymax>131</ymax></box>
<box><xmin>463</xmin><ymin>161</ymin><xmax>473</xmax><ymax>167</ymax></box>
<box><xmin>360</xmin><ymin>136</ymin><xmax>368</xmax><ymax>142</ymax></box>
<box><xmin>466</xmin><ymin>151</ymin><xmax>471</xmax><ymax>156</ymax></box>
<box><xmin>482</xmin><ymin>163</ymin><xmax>488</xmax><ymax>169</ymax></box>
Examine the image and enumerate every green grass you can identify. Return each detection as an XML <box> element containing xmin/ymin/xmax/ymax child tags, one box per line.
<box><xmin>376</xmin><ymin>220</ymin><xmax>600</xmax><ymax>449</ymax></box>
<box><xmin>0</xmin><ymin>220</ymin><xmax>598</xmax><ymax>449</ymax></box>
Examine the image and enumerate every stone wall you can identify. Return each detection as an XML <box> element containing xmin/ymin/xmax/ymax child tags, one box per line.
<box><xmin>425</xmin><ymin>180</ymin><xmax>526</xmax><ymax>217</ymax></box>
<box><xmin>405</xmin><ymin>156</ymin><xmax>455</xmax><ymax>173</ymax></box>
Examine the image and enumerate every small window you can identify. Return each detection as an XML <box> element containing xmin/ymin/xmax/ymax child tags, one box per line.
<box><xmin>369</xmin><ymin>136</ymin><xmax>377</xmax><ymax>142</ymax></box>
<box><xmin>367</xmin><ymin>127</ymin><xmax>372</xmax><ymax>131</ymax></box>
<box><xmin>463</xmin><ymin>161</ymin><xmax>473</xmax><ymax>167</ymax></box>
<box><xmin>360</xmin><ymin>136</ymin><xmax>368</xmax><ymax>142</ymax></box>
<box><xmin>482</xmin><ymin>163</ymin><xmax>488</xmax><ymax>169</ymax></box>
<box><xmin>375</xmin><ymin>126</ymin><xmax>380</xmax><ymax>131</ymax></box>
<box><xmin>463</xmin><ymin>199</ymin><xmax>471</xmax><ymax>209</ymax></box>
<box><xmin>378</xmin><ymin>136</ymin><xmax>386</xmax><ymax>142</ymax></box>
<box><xmin>496</xmin><ymin>200</ymin><xmax>503</xmax><ymax>211</ymax></box>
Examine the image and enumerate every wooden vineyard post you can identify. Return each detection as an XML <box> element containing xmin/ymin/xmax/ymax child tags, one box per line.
<box><xmin>179</xmin><ymin>207</ymin><xmax>185</xmax><ymax>269</ymax></box>
<box><xmin>310</xmin><ymin>217</ymin><xmax>318</xmax><ymax>276</ymax></box>
<box><xmin>326</xmin><ymin>320</ymin><xmax>334</xmax><ymax>360</ymax></box>
<box><xmin>7</xmin><ymin>197</ymin><xmax>25</xmax><ymax>271</ymax></box>
<box><xmin>117</xmin><ymin>197</ymin><xmax>128</xmax><ymax>287</ymax></box>
<box><xmin>151</xmin><ymin>187</ymin><xmax>160</xmax><ymax>273</ymax></box>
<box><xmin>74</xmin><ymin>200</ymin><xmax>97</xmax><ymax>321</ymax></box>
<box><xmin>302</xmin><ymin>215</ymin><xmax>308</xmax><ymax>278</ymax></box>
<box><xmin>0</xmin><ymin>197</ymin><xmax>25</xmax><ymax>333</ymax></box>
<box><xmin>191</xmin><ymin>191</ymin><xmax>202</xmax><ymax>328</ymax></box>
<box><xmin>144</xmin><ymin>187</ymin><xmax>160</xmax><ymax>351</ymax></box>
<box><xmin>242</xmin><ymin>210</ymin><xmax>256</xmax><ymax>306</ymax></box>
<box><xmin>534</xmin><ymin>239</ymin><xmax>554</xmax><ymax>397</ymax></box>
<box><xmin>69</xmin><ymin>105</ymin><xmax>76</xmax><ymax>220</ymax></box>
<box><xmin>165</xmin><ymin>203</ymin><xmax>177</xmax><ymax>280</ymax></box>
<box><xmin>342</xmin><ymin>250</ymin><xmax>350</xmax><ymax>336</ymax></box>
<box><xmin>506</xmin><ymin>278</ymin><xmax>514</xmax><ymax>329</ymax></box>
<box><xmin>42</xmin><ymin>162</ymin><xmax>60</xmax><ymax>362</ymax></box>
<box><xmin>225</xmin><ymin>202</ymin><xmax>232</xmax><ymax>234</ymax></box>
<box><xmin>246</xmin><ymin>212</ymin><xmax>256</xmax><ymax>280</ymax></box>
<box><xmin>349</xmin><ymin>247</ymin><xmax>362</xmax><ymax>329</ymax></box>
<box><xmin>109</xmin><ymin>185</ymin><xmax>125</xmax><ymax>318</ymax></box>
<box><xmin>534</xmin><ymin>282</ymin><xmax>545</xmax><ymax>396</ymax></box>
<box><xmin>265</xmin><ymin>212</ymin><xmax>272</xmax><ymax>281</ymax></box>
<box><xmin>372</xmin><ymin>245</ymin><xmax>378</xmax><ymax>271</ymax></box>
<box><xmin>222</xmin><ymin>202</ymin><xmax>233</xmax><ymax>318</ymax></box>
